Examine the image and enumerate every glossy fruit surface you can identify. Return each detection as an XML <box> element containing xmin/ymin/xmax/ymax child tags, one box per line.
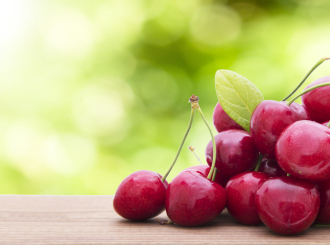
<box><xmin>302</xmin><ymin>76</ymin><xmax>330</xmax><ymax>123</ymax></box>
<box><xmin>276</xmin><ymin>120</ymin><xmax>330</xmax><ymax>181</ymax></box>
<box><xmin>213</xmin><ymin>102</ymin><xmax>243</xmax><ymax>133</ymax></box>
<box><xmin>258</xmin><ymin>158</ymin><xmax>287</xmax><ymax>177</ymax></box>
<box><xmin>184</xmin><ymin>165</ymin><xmax>230</xmax><ymax>188</ymax></box>
<box><xmin>225</xmin><ymin>172</ymin><xmax>269</xmax><ymax>225</ymax></box>
<box><xmin>113</xmin><ymin>170</ymin><xmax>168</xmax><ymax>221</ymax></box>
<box><xmin>315</xmin><ymin>179</ymin><xmax>330</xmax><ymax>224</ymax></box>
<box><xmin>205</xmin><ymin>130</ymin><xmax>259</xmax><ymax>178</ymax></box>
<box><xmin>255</xmin><ymin>176</ymin><xmax>320</xmax><ymax>235</ymax></box>
<box><xmin>166</xmin><ymin>169</ymin><xmax>226</xmax><ymax>226</ymax></box>
<box><xmin>250</xmin><ymin>100</ymin><xmax>309</xmax><ymax>159</ymax></box>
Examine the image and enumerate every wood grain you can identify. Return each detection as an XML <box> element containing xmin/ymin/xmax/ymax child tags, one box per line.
<box><xmin>0</xmin><ymin>195</ymin><xmax>328</xmax><ymax>244</ymax></box>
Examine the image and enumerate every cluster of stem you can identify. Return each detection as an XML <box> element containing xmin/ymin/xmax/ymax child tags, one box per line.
<box><xmin>282</xmin><ymin>57</ymin><xmax>329</xmax><ymax>102</ymax></box>
<box><xmin>161</xmin><ymin>94</ymin><xmax>217</xmax><ymax>182</ymax></box>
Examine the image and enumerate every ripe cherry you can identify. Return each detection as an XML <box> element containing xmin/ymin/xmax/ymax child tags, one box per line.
<box><xmin>302</xmin><ymin>76</ymin><xmax>330</xmax><ymax>123</ymax></box>
<box><xmin>113</xmin><ymin>170</ymin><xmax>168</xmax><ymax>221</ymax></box>
<box><xmin>276</xmin><ymin>120</ymin><xmax>330</xmax><ymax>181</ymax></box>
<box><xmin>205</xmin><ymin>130</ymin><xmax>259</xmax><ymax>178</ymax></box>
<box><xmin>255</xmin><ymin>176</ymin><xmax>320</xmax><ymax>235</ymax></box>
<box><xmin>165</xmin><ymin>168</ymin><xmax>226</xmax><ymax>226</ymax></box>
<box><xmin>225</xmin><ymin>171</ymin><xmax>269</xmax><ymax>225</ymax></box>
<box><xmin>213</xmin><ymin>103</ymin><xmax>243</xmax><ymax>133</ymax></box>
<box><xmin>314</xmin><ymin>179</ymin><xmax>330</xmax><ymax>224</ymax></box>
<box><xmin>250</xmin><ymin>100</ymin><xmax>309</xmax><ymax>159</ymax></box>
<box><xmin>258</xmin><ymin>158</ymin><xmax>287</xmax><ymax>177</ymax></box>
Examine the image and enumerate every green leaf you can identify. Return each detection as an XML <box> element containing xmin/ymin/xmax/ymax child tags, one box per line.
<box><xmin>215</xmin><ymin>70</ymin><xmax>264</xmax><ymax>132</ymax></box>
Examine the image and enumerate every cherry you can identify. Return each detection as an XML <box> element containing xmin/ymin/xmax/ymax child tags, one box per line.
<box><xmin>258</xmin><ymin>158</ymin><xmax>287</xmax><ymax>177</ymax></box>
<box><xmin>250</xmin><ymin>100</ymin><xmax>309</xmax><ymax>159</ymax></box>
<box><xmin>276</xmin><ymin>120</ymin><xmax>330</xmax><ymax>181</ymax></box>
<box><xmin>113</xmin><ymin>170</ymin><xmax>168</xmax><ymax>221</ymax></box>
<box><xmin>213</xmin><ymin>102</ymin><xmax>243</xmax><ymax>133</ymax></box>
<box><xmin>205</xmin><ymin>130</ymin><xmax>259</xmax><ymax>178</ymax></box>
<box><xmin>225</xmin><ymin>171</ymin><xmax>269</xmax><ymax>225</ymax></box>
<box><xmin>255</xmin><ymin>176</ymin><xmax>320</xmax><ymax>235</ymax></box>
<box><xmin>314</xmin><ymin>179</ymin><xmax>330</xmax><ymax>224</ymax></box>
<box><xmin>185</xmin><ymin>165</ymin><xmax>231</xmax><ymax>188</ymax></box>
<box><xmin>302</xmin><ymin>76</ymin><xmax>330</xmax><ymax>123</ymax></box>
<box><xmin>165</xmin><ymin>168</ymin><xmax>226</xmax><ymax>226</ymax></box>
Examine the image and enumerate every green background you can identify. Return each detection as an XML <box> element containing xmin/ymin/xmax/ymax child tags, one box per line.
<box><xmin>0</xmin><ymin>0</ymin><xmax>329</xmax><ymax>194</ymax></box>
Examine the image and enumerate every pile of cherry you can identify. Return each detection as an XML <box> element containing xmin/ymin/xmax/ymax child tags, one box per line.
<box><xmin>113</xmin><ymin>58</ymin><xmax>330</xmax><ymax>235</ymax></box>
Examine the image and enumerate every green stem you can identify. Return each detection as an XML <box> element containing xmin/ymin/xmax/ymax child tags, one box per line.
<box><xmin>161</xmin><ymin>108</ymin><xmax>196</xmax><ymax>182</ymax></box>
<box><xmin>282</xmin><ymin>57</ymin><xmax>329</xmax><ymax>101</ymax></box>
<box><xmin>254</xmin><ymin>154</ymin><xmax>263</xmax><ymax>171</ymax></box>
<box><xmin>314</xmin><ymin>224</ymin><xmax>330</xmax><ymax>227</ymax></box>
<box><xmin>188</xmin><ymin>146</ymin><xmax>204</xmax><ymax>165</ymax></box>
<box><xmin>212</xmin><ymin>169</ymin><xmax>217</xmax><ymax>181</ymax></box>
<box><xmin>327</xmin><ymin>121</ymin><xmax>330</xmax><ymax>128</ymax></box>
<box><xmin>287</xmin><ymin>82</ymin><xmax>330</xmax><ymax>106</ymax></box>
<box><xmin>196</xmin><ymin>107</ymin><xmax>216</xmax><ymax>180</ymax></box>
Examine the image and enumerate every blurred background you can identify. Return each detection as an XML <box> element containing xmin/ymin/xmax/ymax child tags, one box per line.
<box><xmin>0</xmin><ymin>0</ymin><xmax>329</xmax><ymax>194</ymax></box>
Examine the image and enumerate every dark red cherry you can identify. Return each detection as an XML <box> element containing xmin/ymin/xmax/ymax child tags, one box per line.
<box><xmin>205</xmin><ymin>130</ymin><xmax>259</xmax><ymax>178</ymax></box>
<box><xmin>213</xmin><ymin>103</ymin><xmax>243</xmax><ymax>133</ymax></box>
<box><xmin>113</xmin><ymin>170</ymin><xmax>168</xmax><ymax>221</ymax></box>
<box><xmin>165</xmin><ymin>169</ymin><xmax>226</xmax><ymax>226</ymax></box>
<box><xmin>255</xmin><ymin>176</ymin><xmax>320</xmax><ymax>235</ymax></box>
<box><xmin>276</xmin><ymin>120</ymin><xmax>330</xmax><ymax>181</ymax></box>
<box><xmin>225</xmin><ymin>172</ymin><xmax>269</xmax><ymax>225</ymax></box>
<box><xmin>250</xmin><ymin>100</ymin><xmax>309</xmax><ymax>159</ymax></box>
<box><xmin>302</xmin><ymin>76</ymin><xmax>330</xmax><ymax>123</ymax></box>
<box><xmin>184</xmin><ymin>165</ymin><xmax>231</xmax><ymax>188</ymax></box>
<box><xmin>258</xmin><ymin>158</ymin><xmax>287</xmax><ymax>177</ymax></box>
<box><xmin>314</xmin><ymin>179</ymin><xmax>330</xmax><ymax>224</ymax></box>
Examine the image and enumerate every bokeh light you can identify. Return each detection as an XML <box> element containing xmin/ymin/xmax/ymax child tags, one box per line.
<box><xmin>0</xmin><ymin>0</ymin><xmax>329</xmax><ymax>194</ymax></box>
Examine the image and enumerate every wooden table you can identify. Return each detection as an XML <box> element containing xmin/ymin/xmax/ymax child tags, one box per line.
<box><xmin>0</xmin><ymin>195</ymin><xmax>328</xmax><ymax>244</ymax></box>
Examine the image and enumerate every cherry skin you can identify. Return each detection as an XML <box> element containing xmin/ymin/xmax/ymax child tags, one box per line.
<box><xmin>314</xmin><ymin>179</ymin><xmax>330</xmax><ymax>224</ymax></box>
<box><xmin>302</xmin><ymin>76</ymin><xmax>330</xmax><ymax>123</ymax></box>
<box><xmin>258</xmin><ymin>158</ymin><xmax>287</xmax><ymax>177</ymax></box>
<box><xmin>250</xmin><ymin>100</ymin><xmax>309</xmax><ymax>159</ymax></box>
<box><xmin>255</xmin><ymin>176</ymin><xmax>320</xmax><ymax>235</ymax></box>
<box><xmin>205</xmin><ymin>130</ymin><xmax>259</xmax><ymax>178</ymax></box>
<box><xmin>225</xmin><ymin>172</ymin><xmax>269</xmax><ymax>225</ymax></box>
<box><xmin>276</xmin><ymin>120</ymin><xmax>330</xmax><ymax>181</ymax></box>
<box><xmin>113</xmin><ymin>170</ymin><xmax>168</xmax><ymax>221</ymax></box>
<box><xmin>184</xmin><ymin>165</ymin><xmax>231</xmax><ymax>188</ymax></box>
<box><xmin>165</xmin><ymin>168</ymin><xmax>226</xmax><ymax>226</ymax></box>
<box><xmin>213</xmin><ymin>102</ymin><xmax>243</xmax><ymax>133</ymax></box>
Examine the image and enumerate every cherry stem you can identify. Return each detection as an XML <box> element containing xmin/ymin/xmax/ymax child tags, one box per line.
<box><xmin>314</xmin><ymin>224</ymin><xmax>330</xmax><ymax>227</ymax></box>
<box><xmin>287</xmin><ymin>82</ymin><xmax>330</xmax><ymax>106</ymax></box>
<box><xmin>254</xmin><ymin>154</ymin><xmax>263</xmax><ymax>171</ymax></box>
<box><xmin>327</xmin><ymin>121</ymin><xmax>330</xmax><ymax>127</ymax></box>
<box><xmin>188</xmin><ymin>146</ymin><xmax>204</xmax><ymax>165</ymax></box>
<box><xmin>282</xmin><ymin>57</ymin><xmax>330</xmax><ymax>101</ymax></box>
<box><xmin>161</xmin><ymin>107</ymin><xmax>196</xmax><ymax>182</ymax></box>
<box><xmin>212</xmin><ymin>169</ymin><xmax>217</xmax><ymax>181</ymax></box>
<box><xmin>196</xmin><ymin>107</ymin><xmax>216</xmax><ymax>180</ymax></box>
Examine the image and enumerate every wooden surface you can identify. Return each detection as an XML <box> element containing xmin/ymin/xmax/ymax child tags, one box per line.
<box><xmin>0</xmin><ymin>196</ymin><xmax>329</xmax><ymax>244</ymax></box>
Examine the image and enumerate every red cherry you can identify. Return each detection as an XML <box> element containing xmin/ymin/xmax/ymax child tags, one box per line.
<box><xmin>258</xmin><ymin>158</ymin><xmax>287</xmax><ymax>177</ymax></box>
<box><xmin>302</xmin><ymin>76</ymin><xmax>330</xmax><ymax>123</ymax></box>
<box><xmin>276</xmin><ymin>120</ymin><xmax>330</xmax><ymax>181</ymax></box>
<box><xmin>250</xmin><ymin>100</ymin><xmax>309</xmax><ymax>159</ymax></box>
<box><xmin>113</xmin><ymin>170</ymin><xmax>168</xmax><ymax>221</ymax></box>
<box><xmin>314</xmin><ymin>179</ymin><xmax>330</xmax><ymax>224</ymax></box>
<box><xmin>165</xmin><ymin>169</ymin><xmax>226</xmax><ymax>226</ymax></box>
<box><xmin>213</xmin><ymin>103</ymin><xmax>243</xmax><ymax>133</ymax></box>
<box><xmin>205</xmin><ymin>130</ymin><xmax>259</xmax><ymax>178</ymax></box>
<box><xmin>255</xmin><ymin>176</ymin><xmax>320</xmax><ymax>235</ymax></box>
<box><xmin>184</xmin><ymin>165</ymin><xmax>231</xmax><ymax>188</ymax></box>
<box><xmin>225</xmin><ymin>172</ymin><xmax>269</xmax><ymax>225</ymax></box>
